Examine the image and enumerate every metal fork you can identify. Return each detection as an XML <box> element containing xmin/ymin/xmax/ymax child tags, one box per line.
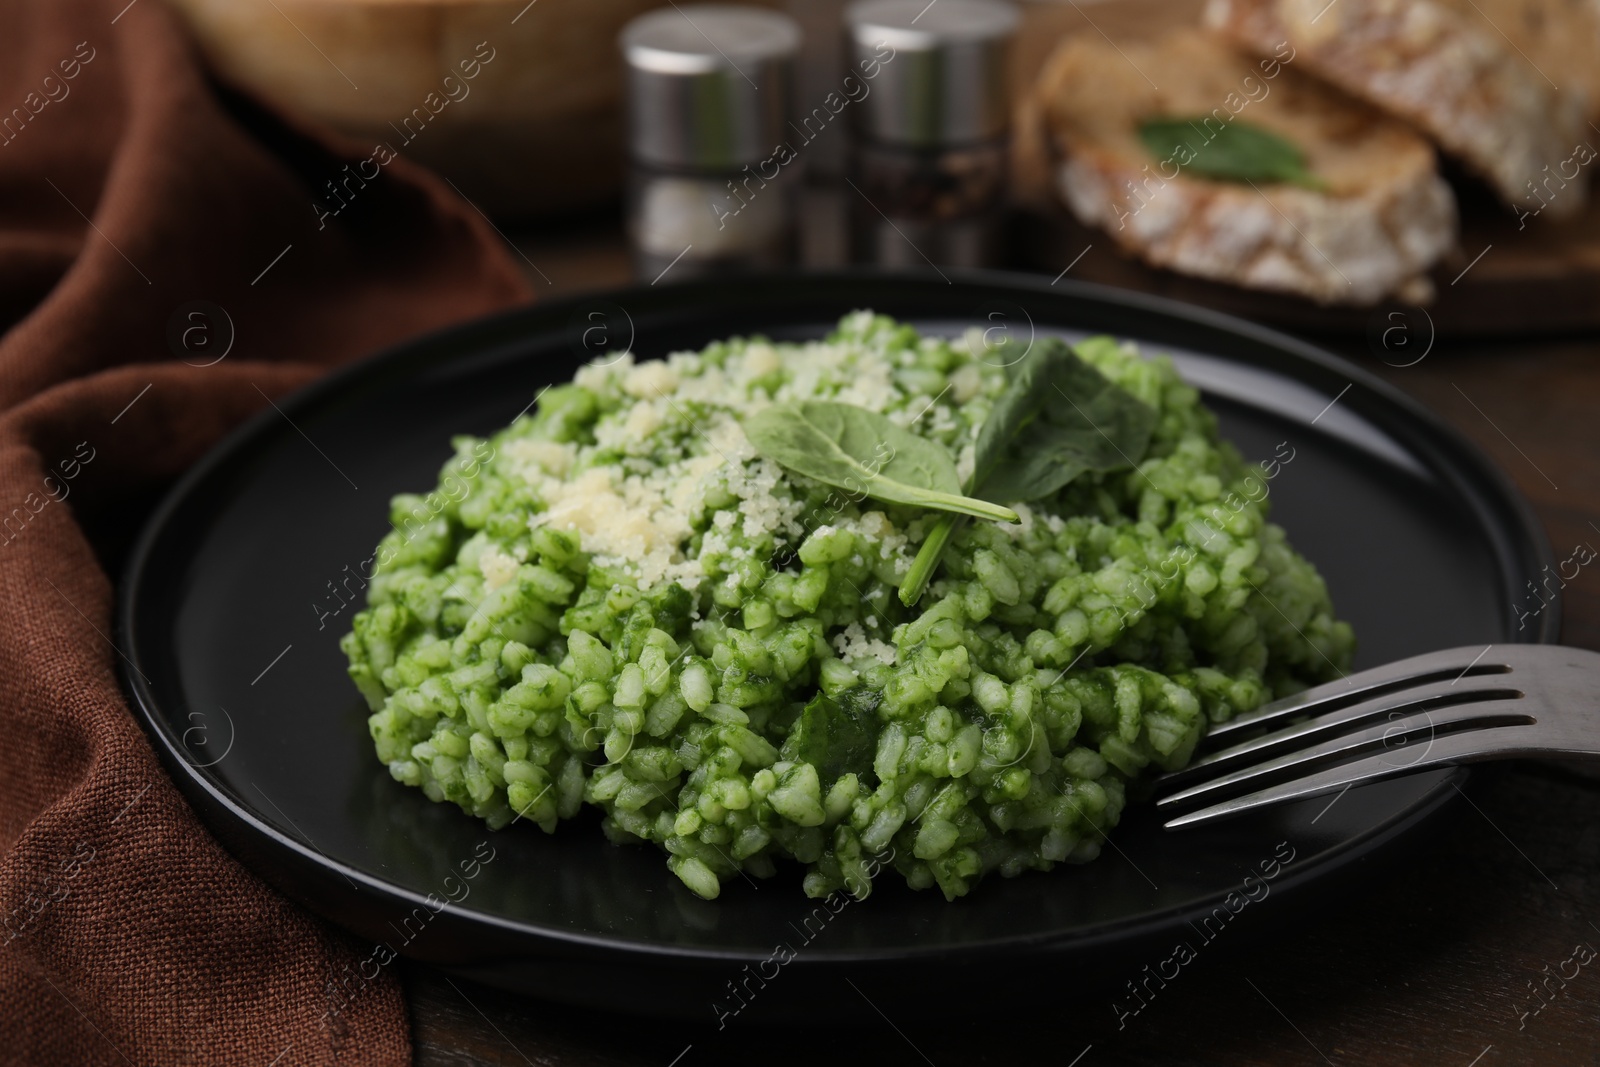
<box><xmin>1155</xmin><ymin>644</ymin><xmax>1600</xmax><ymax>829</ymax></box>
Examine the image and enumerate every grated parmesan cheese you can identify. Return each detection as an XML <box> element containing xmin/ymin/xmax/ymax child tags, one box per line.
<box><xmin>831</xmin><ymin>621</ymin><xmax>898</xmax><ymax>665</ymax></box>
<box><xmin>950</xmin><ymin>362</ymin><xmax>983</xmax><ymax>403</ymax></box>
<box><xmin>478</xmin><ymin>543</ymin><xmax>519</xmax><ymax>590</ymax></box>
<box><xmin>487</xmin><ymin>318</ymin><xmax>1020</xmax><ymax>599</ymax></box>
<box><xmin>502</xmin><ymin>438</ymin><xmax>575</xmax><ymax>480</ymax></box>
<box><xmin>623</xmin><ymin>360</ymin><xmax>679</xmax><ymax>399</ymax></box>
<box><xmin>530</xmin><ymin>467</ymin><xmax>702</xmax><ymax>591</ymax></box>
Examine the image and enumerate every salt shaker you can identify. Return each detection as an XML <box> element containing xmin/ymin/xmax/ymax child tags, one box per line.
<box><xmin>843</xmin><ymin>0</ymin><xmax>1019</xmax><ymax>269</ymax></box>
<box><xmin>620</xmin><ymin>5</ymin><xmax>802</xmax><ymax>282</ymax></box>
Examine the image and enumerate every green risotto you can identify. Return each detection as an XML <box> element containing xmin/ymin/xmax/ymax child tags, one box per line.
<box><xmin>341</xmin><ymin>313</ymin><xmax>1353</xmax><ymax>900</ymax></box>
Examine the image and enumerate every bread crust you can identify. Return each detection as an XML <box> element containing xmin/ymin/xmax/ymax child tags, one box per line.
<box><xmin>1205</xmin><ymin>0</ymin><xmax>1592</xmax><ymax>217</ymax></box>
<box><xmin>1036</xmin><ymin>33</ymin><xmax>1457</xmax><ymax>305</ymax></box>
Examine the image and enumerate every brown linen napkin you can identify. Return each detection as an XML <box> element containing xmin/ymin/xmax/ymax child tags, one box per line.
<box><xmin>0</xmin><ymin>0</ymin><xmax>534</xmax><ymax>1063</ymax></box>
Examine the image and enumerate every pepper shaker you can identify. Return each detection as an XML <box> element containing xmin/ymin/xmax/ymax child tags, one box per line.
<box><xmin>620</xmin><ymin>5</ymin><xmax>803</xmax><ymax>282</ymax></box>
<box><xmin>843</xmin><ymin>0</ymin><xmax>1019</xmax><ymax>269</ymax></box>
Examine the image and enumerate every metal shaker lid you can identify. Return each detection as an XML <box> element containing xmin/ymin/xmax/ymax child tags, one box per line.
<box><xmin>621</xmin><ymin>5</ymin><xmax>801</xmax><ymax>169</ymax></box>
<box><xmin>844</xmin><ymin>0</ymin><xmax>1019</xmax><ymax>147</ymax></box>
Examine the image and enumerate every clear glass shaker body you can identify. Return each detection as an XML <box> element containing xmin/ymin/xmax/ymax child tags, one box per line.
<box><xmin>847</xmin><ymin>137</ymin><xmax>1007</xmax><ymax>269</ymax></box>
<box><xmin>629</xmin><ymin>161</ymin><xmax>800</xmax><ymax>281</ymax></box>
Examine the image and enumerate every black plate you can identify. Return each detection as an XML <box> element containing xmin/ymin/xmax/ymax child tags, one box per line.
<box><xmin>118</xmin><ymin>271</ymin><xmax>1556</xmax><ymax>1021</ymax></box>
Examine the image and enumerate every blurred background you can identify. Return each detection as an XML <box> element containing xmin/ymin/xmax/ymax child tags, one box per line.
<box><xmin>164</xmin><ymin>0</ymin><xmax>1600</xmax><ymax>337</ymax></box>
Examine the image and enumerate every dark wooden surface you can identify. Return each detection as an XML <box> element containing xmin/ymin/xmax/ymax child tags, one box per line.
<box><xmin>403</xmin><ymin>212</ymin><xmax>1600</xmax><ymax>1067</ymax></box>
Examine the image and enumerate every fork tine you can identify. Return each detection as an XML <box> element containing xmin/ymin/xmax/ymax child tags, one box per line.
<box><xmin>1162</xmin><ymin>722</ymin><xmax>1547</xmax><ymax>830</ymax></box>
<box><xmin>1159</xmin><ymin>680</ymin><xmax>1524</xmax><ymax>790</ymax></box>
<box><xmin>1158</xmin><ymin>697</ymin><xmax>1533</xmax><ymax>810</ymax></box>
<box><xmin>1201</xmin><ymin>650</ymin><xmax>1510</xmax><ymax>745</ymax></box>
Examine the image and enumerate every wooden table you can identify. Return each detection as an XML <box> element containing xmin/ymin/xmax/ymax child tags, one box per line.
<box><xmin>404</xmin><ymin>210</ymin><xmax>1600</xmax><ymax>1067</ymax></box>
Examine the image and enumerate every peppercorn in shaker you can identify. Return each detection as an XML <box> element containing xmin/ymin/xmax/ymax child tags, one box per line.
<box><xmin>843</xmin><ymin>0</ymin><xmax>1018</xmax><ymax>269</ymax></box>
<box><xmin>620</xmin><ymin>5</ymin><xmax>802</xmax><ymax>282</ymax></box>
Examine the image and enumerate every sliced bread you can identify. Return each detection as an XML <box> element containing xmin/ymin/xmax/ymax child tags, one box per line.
<box><xmin>1204</xmin><ymin>0</ymin><xmax>1593</xmax><ymax>218</ymax></box>
<box><xmin>1034</xmin><ymin>32</ymin><xmax>1457</xmax><ymax>305</ymax></box>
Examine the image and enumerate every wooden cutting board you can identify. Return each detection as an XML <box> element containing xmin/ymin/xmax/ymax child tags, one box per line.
<box><xmin>1009</xmin><ymin>0</ymin><xmax>1600</xmax><ymax>336</ymax></box>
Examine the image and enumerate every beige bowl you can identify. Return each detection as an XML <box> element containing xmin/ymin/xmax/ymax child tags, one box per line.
<box><xmin>169</xmin><ymin>0</ymin><xmax>692</xmax><ymax>220</ymax></box>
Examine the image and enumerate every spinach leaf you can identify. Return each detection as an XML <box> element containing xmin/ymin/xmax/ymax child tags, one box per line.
<box><xmin>742</xmin><ymin>401</ymin><xmax>1018</xmax><ymax>524</ymax></box>
<box><xmin>896</xmin><ymin>343</ymin><xmax>1087</xmax><ymax>607</ymax></box>
<box><xmin>981</xmin><ymin>339</ymin><xmax>1156</xmax><ymax>502</ymax></box>
<box><xmin>1137</xmin><ymin>117</ymin><xmax>1324</xmax><ymax>190</ymax></box>
<box><xmin>896</xmin><ymin>517</ymin><xmax>960</xmax><ymax>608</ymax></box>
<box><xmin>898</xmin><ymin>338</ymin><xmax>1155</xmax><ymax>606</ymax></box>
<box><xmin>783</xmin><ymin>688</ymin><xmax>882</xmax><ymax>788</ymax></box>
